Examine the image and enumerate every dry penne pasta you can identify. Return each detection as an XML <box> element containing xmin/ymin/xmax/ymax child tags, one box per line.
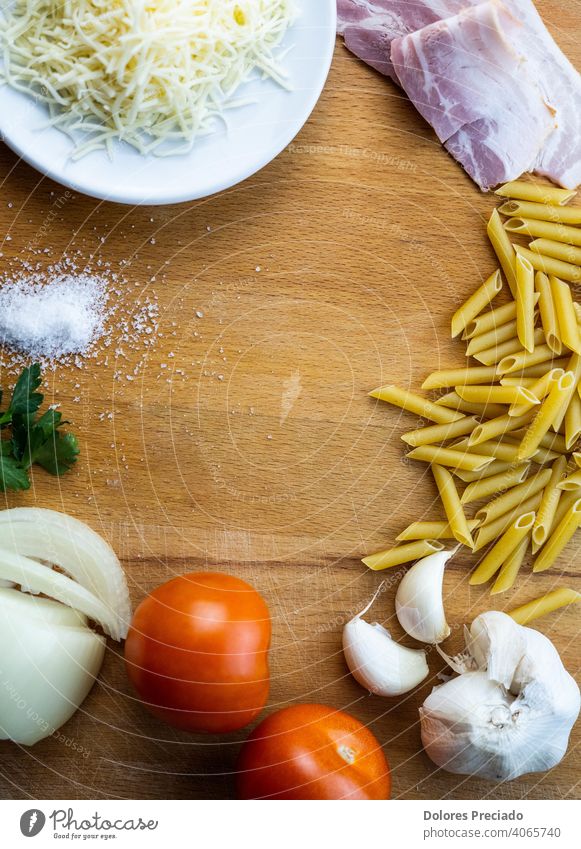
<box><xmin>495</xmin><ymin>181</ymin><xmax>576</xmax><ymax>206</ymax></box>
<box><xmin>369</xmin><ymin>384</ymin><xmax>464</xmax><ymax>424</ymax></box>
<box><xmin>505</xmin><ymin>216</ymin><xmax>581</xmax><ymax>247</ymax></box>
<box><xmin>500</xmin><ymin>376</ymin><xmax>539</xmax><ymax>387</ymax></box>
<box><xmin>434</xmin><ymin>391</ymin><xmax>506</xmax><ymax>419</ymax></box>
<box><xmin>517</xmin><ymin>371</ymin><xmax>576</xmax><ymax>459</ymax></box>
<box><xmin>460</xmin><ymin>464</ymin><xmax>529</xmax><ymax>505</ymax></box>
<box><xmin>529</xmin><ymin>238</ymin><xmax>581</xmax><ymax>266</ymax></box>
<box><xmin>491</xmin><ymin>533</ymin><xmax>530</xmax><ymax>595</ymax></box>
<box><xmin>534</xmin><ymin>271</ymin><xmax>562</xmax><ymax>354</ymax></box>
<box><xmin>498</xmin><ymin>199</ymin><xmax>581</xmax><ymax>224</ymax></box>
<box><xmin>533</xmin><ymin>497</ymin><xmax>581</xmax><ymax>573</ymax></box>
<box><xmin>552</xmin><ymin>488</ymin><xmax>581</xmax><ymax>530</ymax></box>
<box><xmin>455</xmin><ymin>384</ymin><xmax>538</xmax><ymax>406</ymax></box>
<box><xmin>422</xmin><ymin>366</ymin><xmax>499</xmax><ymax>391</ymax></box>
<box><xmin>432</xmin><ymin>464</ymin><xmax>474</xmax><ymax>547</ymax></box>
<box><xmin>362</xmin><ymin>539</ymin><xmax>444</xmax><ymax>571</ymax></box>
<box><xmin>509</xmin><ymin>587</ymin><xmax>581</xmax><ymax>626</ymax></box>
<box><xmin>497</xmin><ymin>343</ymin><xmax>556</xmax><ymax>375</ymax></box>
<box><xmin>454</xmin><ymin>460</ymin><xmax>516</xmax><ymax>483</ymax></box>
<box><xmin>551</xmin><ymin>354</ymin><xmax>581</xmax><ymax>433</ymax></box>
<box><xmin>519</xmin><ymin>358</ymin><xmax>571</xmax><ymax>377</ymax></box>
<box><xmin>464</xmin><ymin>301</ymin><xmax>517</xmax><ymax>339</ymax></box>
<box><xmin>515</xmin><ymin>245</ymin><xmax>581</xmax><ymax>284</ymax></box>
<box><xmin>468</xmin><ymin>411</ymin><xmax>534</xmax><ymax>447</ymax></box>
<box><xmin>473</xmin><ymin>334</ymin><xmax>531</xmax><ymax>366</ymax></box>
<box><xmin>487</xmin><ymin>209</ymin><xmax>517</xmax><ymax>296</ymax></box>
<box><xmin>395</xmin><ymin>519</ymin><xmax>480</xmax><ymax>542</ymax></box>
<box><xmin>453</xmin><ymin>437</ymin><xmax>529</xmax><ymax>464</ymax></box>
<box><xmin>550</xmin><ymin>275</ymin><xmax>581</xmax><ymax>354</ymax></box>
<box><xmin>508</xmin><ymin>369</ymin><xmax>558</xmax><ymax>417</ymax></box>
<box><xmin>470</xmin><ymin>512</ymin><xmax>536</xmax><ymax>585</ymax></box>
<box><xmin>557</xmin><ymin>469</ymin><xmax>581</xmax><ymax>491</ymax></box>
<box><xmin>465</xmin><ymin>319</ymin><xmax>518</xmax><ymax>357</ymax></box>
<box><xmin>475</xmin><ymin>468</ymin><xmax>551</xmax><ymax>525</ymax></box>
<box><xmin>406</xmin><ymin>445</ymin><xmax>494</xmax><ymax>472</ymax></box>
<box><xmin>401</xmin><ymin>416</ymin><xmax>480</xmax><ymax>447</ymax></box>
<box><xmin>473</xmin><ymin>492</ymin><xmax>542</xmax><ymax>551</ymax></box>
<box><xmin>565</xmin><ymin>392</ymin><xmax>581</xmax><ymax>449</ymax></box>
<box><xmin>515</xmin><ymin>253</ymin><xmax>536</xmax><ymax>353</ymax></box>
<box><xmin>532</xmin><ymin>455</ymin><xmax>567</xmax><ymax>552</ymax></box>
<box><xmin>451</xmin><ymin>270</ymin><xmax>502</xmax><ymax>338</ymax></box>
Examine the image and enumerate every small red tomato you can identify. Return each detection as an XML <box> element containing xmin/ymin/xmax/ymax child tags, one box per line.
<box><xmin>236</xmin><ymin>703</ymin><xmax>391</xmax><ymax>799</ymax></box>
<box><xmin>124</xmin><ymin>572</ymin><xmax>271</xmax><ymax>733</ymax></box>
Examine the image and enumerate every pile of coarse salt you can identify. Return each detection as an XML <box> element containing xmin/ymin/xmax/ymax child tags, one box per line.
<box><xmin>0</xmin><ymin>271</ymin><xmax>109</xmax><ymax>363</ymax></box>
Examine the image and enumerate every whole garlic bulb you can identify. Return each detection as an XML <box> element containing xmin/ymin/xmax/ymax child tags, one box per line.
<box><xmin>420</xmin><ymin>611</ymin><xmax>580</xmax><ymax>781</ymax></box>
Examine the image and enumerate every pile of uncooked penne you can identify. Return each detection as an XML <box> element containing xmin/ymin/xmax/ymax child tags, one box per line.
<box><xmin>365</xmin><ymin>180</ymin><xmax>581</xmax><ymax>622</ymax></box>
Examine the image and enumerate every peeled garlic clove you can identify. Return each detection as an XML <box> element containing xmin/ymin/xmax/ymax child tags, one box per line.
<box><xmin>343</xmin><ymin>584</ymin><xmax>429</xmax><ymax>697</ymax></box>
<box><xmin>420</xmin><ymin>611</ymin><xmax>581</xmax><ymax>781</ymax></box>
<box><xmin>395</xmin><ymin>549</ymin><xmax>453</xmax><ymax>643</ymax></box>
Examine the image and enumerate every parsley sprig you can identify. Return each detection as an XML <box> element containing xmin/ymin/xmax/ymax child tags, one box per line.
<box><xmin>0</xmin><ymin>364</ymin><xmax>80</xmax><ymax>491</ymax></box>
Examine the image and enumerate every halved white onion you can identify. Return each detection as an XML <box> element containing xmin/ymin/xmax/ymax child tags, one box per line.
<box><xmin>0</xmin><ymin>508</ymin><xmax>130</xmax><ymax>638</ymax></box>
<box><xmin>0</xmin><ymin>589</ymin><xmax>105</xmax><ymax>745</ymax></box>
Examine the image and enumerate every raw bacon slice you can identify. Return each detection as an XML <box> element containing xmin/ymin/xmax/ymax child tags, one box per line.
<box><xmin>337</xmin><ymin>0</ymin><xmax>473</xmax><ymax>81</ymax></box>
<box><xmin>390</xmin><ymin>1</ymin><xmax>556</xmax><ymax>188</ymax></box>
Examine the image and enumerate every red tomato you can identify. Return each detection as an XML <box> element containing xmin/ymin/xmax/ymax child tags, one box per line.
<box><xmin>124</xmin><ymin>572</ymin><xmax>271</xmax><ymax>733</ymax></box>
<box><xmin>236</xmin><ymin>703</ymin><xmax>391</xmax><ymax>800</ymax></box>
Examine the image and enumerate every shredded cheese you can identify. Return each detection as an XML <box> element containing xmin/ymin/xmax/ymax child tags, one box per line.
<box><xmin>0</xmin><ymin>0</ymin><xmax>297</xmax><ymax>158</ymax></box>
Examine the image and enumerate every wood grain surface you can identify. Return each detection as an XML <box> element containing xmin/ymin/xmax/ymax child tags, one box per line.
<box><xmin>0</xmin><ymin>1</ymin><xmax>580</xmax><ymax>801</ymax></box>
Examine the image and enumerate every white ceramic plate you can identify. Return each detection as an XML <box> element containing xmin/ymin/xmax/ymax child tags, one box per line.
<box><xmin>0</xmin><ymin>0</ymin><xmax>336</xmax><ymax>205</ymax></box>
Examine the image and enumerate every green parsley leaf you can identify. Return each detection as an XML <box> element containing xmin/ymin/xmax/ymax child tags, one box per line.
<box><xmin>0</xmin><ymin>454</ymin><xmax>31</xmax><ymax>492</ymax></box>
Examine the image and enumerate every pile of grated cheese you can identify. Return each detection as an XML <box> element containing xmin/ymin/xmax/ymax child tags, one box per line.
<box><xmin>0</xmin><ymin>0</ymin><xmax>297</xmax><ymax>158</ymax></box>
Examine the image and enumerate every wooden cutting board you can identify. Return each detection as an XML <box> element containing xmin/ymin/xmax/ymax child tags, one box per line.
<box><xmin>0</xmin><ymin>1</ymin><xmax>579</xmax><ymax>800</ymax></box>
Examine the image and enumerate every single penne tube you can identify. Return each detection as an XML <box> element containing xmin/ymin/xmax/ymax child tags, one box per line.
<box><xmin>460</xmin><ymin>464</ymin><xmax>529</xmax><ymax>505</ymax></box>
<box><xmin>505</xmin><ymin>217</ymin><xmax>581</xmax><ymax>247</ymax></box>
<box><xmin>515</xmin><ymin>253</ymin><xmax>536</xmax><ymax>353</ymax></box>
<box><xmin>401</xmin><ymin>415</ymin><xmax>480</xmax><ymax>447</ymax></box>
<box><xmin>574</xmin><ymin>452</ymin><xmax>581</xmax><ymax>467</ymax></box>
<box><xmin>550</xmin><ymin>353</ymin><xmax>581</xmax><ymax>433</ymax></box>
<box><xmin>532</xmin><ymin>455</ymin><xmax>567</xmax><ymax>551</ymax></box>
<box><xmin>464</xmin><ymin>301</ymin><xmax>517</xmax><ymax>339</ymax></box>
<box><xmin>533</xmin><ymin>497</ymin><xmax>581</xmax><ymax>573</ymax></box>
<box><xmin>455</xmin><ymin>384</ymin><xmax>539</xmax><ymax>406</ymax></box>
<box><xmin>497</xmin><ymin>343</ymin><xmax>556</xmax><ymax>375</ymax></box>
<box><xmin>534</xmin><ymin>271</ymin><xmax>562</xmax><ymax>354</ymax></box>
<box><xmin>517</xmin><ymin>371</ymin><xmax>576</xmax><ymax>459</ymax></box>
<box><xmin>549</xmin><ymin>275</ymin><xmax>581</xmax><ymax>354</ymax></box>
<box><xmin>454</xmin><ymin>460</ymin><xmax>515</xmax><ymax>483</ymax></box>
<box><xmin>422</xmin><ymin>366</ymin><xmax>499</xmax><ymax>391</ymax></box>
<box><xmin>406</xmin><ymin>445</ymin><xmax>494</xmax><ymax>472</ymax></box>
<box><xmin>362</xmin><ymin>539</ymin><xmax>444</xmax><ymax>571</ymax></box>
<box><xmin>514</xmin><ymin>245</ymin><xmax>581</xmax><ymax>284</ymax></box>
<box><xmin>396</xmin><ymin>518</ymin><xmax>480</xmax><ymax>542</ymax></box>
<box><xmin>498</xmin><ymin>199</ymin><xmax>581</xmax><ymax>223</ymax></box>
<box><xmin>552</xmin><ymin>488</ymin><xmax>581</xmax><ymax>530</ymax></box>
<box><xmin>509</xmin><ymin>587</ymin><xmax>581</xmax><ymax>626</ymax></box>
<box><xmin>491</xmin><ymin>533</ymin><xmax>531</xmax><ymax>595</ymax></box>
<box><xmin>574</xmin><ymin>301</ymin><xmax>581</xmax><ymax>325</ymax></box>
<box><xmin>488</xmin><ymin>209</ymin><xmax>517</xmax><ymax>296</ymax></box>
<box><xmin>495</xmin><ymin>181</ymin><xmax>576</xmax><ymax>206</ymax></box>
<box><xmin>432</xmin><ymin>464</ymin><xmax>474</xmax><ymax>548</ymax></box>
<box><xmin>557</xmin><ymin>469</ymin><xmax>581</xmax><ymax>491</ymax></box>
<box><xmin>473</xmin><ymin>492</ymin><xmax>542</xmax><ymax>551</ymax></box>
<box><xmin>473</xmin><ymin>334</ymin><xmax>528</xmax><ymax>366</ymax></box>
<box><xmin>529</xmin><ymin>238</ymin><xmax>581</xmax><ymax>266</ymax></box>
<box><xmin>465</xmin><ymin>319</ymin><xmax>518</xmax><ymax>357</ymax></box>
<box><xmin>470</xmin><ymin>512</ymin><xmax>536</xmax><ymax>585</ymax></box>
<box><xmin>434</xmin><ymin>392</ymin><xmax>507</xmax><ymax>419</ymax></box>
<box><xmin>451</xmin><ymin>270</ymin><xmax>503</xmax><ymax>338</ymax></box>
<box><xmin>508</xmin><ymin>369</ymin><xmax>559</xmax><ymax>417</ymax></box>
<box><xmin>468</xmin><ymin>411</ymin><xmax>534</xmax><ymax>447</ymax></box>
<box><xmin>475</xmin><ymin>468</ymin><xmax>551</xmax><ymax>525</ymax></box>
<box><xmin>500</xmin><ymin>376</ymin><xmax>539</xmax><ymax>387</ymax></box>
<box><xmin>453</xmin><ymin>437</ymin><xmax>522</xmax><ymax>463</ymax></box>
<box><xmin>519</xmin><ymin>357</ymin><xmax>570</xmax><ymax>378</ymax></box>
<box><xmin>565</xmin><ymin>392</ymin><xmax>581</xmax><ymax>449</ymax></box>
<box><xmin>369</xmin><ymin>384</ymin><xmax>464</xmax><ymax>424</ymax></box>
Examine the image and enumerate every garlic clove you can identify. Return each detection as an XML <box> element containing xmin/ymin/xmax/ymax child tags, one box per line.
<box><xmin>343</xmin><ymin>584</ymin><xmax>429</xmax><ymax>697</ymax></box>
<box><xmin>468</xmin><ymin>610</ymin><xmax>527</xmax><ymax>690</ymax></box>
<box><xmin>395</xmin><ymin>549</ymin><xmax>453</xmax><ymax>643</ymax></box>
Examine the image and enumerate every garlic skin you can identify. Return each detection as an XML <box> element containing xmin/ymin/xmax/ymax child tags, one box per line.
<box><xmin>420</xmin><ymin>611</ymin><xmax>580</xmax><ymax>781</ymax></box>
<box><xmin>395</xmin><ymin>549</ymin><xmax>453</xmax><ymax>644</ymax></box>
<box><xmin>343</xmin><ymin>585</ymin><xmax>429</xmax><ymax>697</ymax></box>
